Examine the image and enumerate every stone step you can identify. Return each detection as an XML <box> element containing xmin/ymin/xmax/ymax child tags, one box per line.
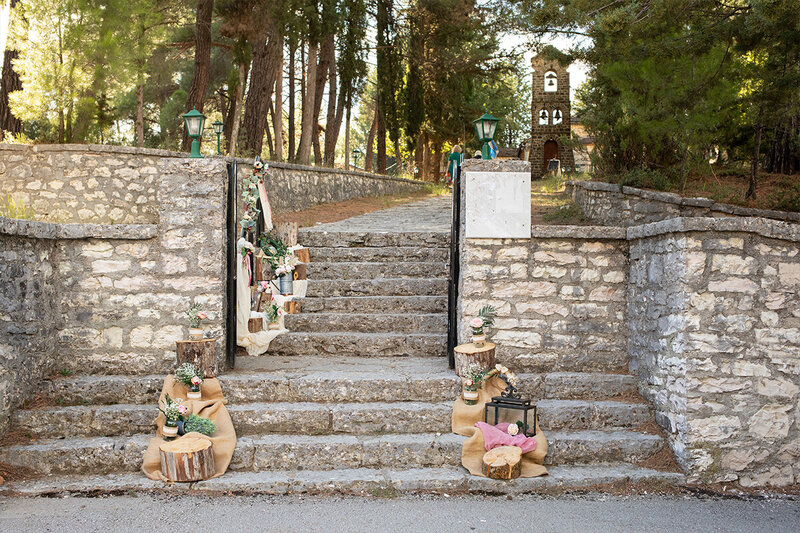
<box><xmin>307</xmin><ymin>246</ymin><xmax>449</xmax><ymax>264</ymax></box>
<box><xmin>284</xmin><ymin>313</ymin><xmax>448</xmax><ymax>334</ymax></box>
<box><xmin>299</xmin><ymin>230</ymin><xmax>450</xmax><ymax>249</ymax></box>
<box><xmin>300</xmin><ymin>296</ymin><xmax>448</xmax><ymax>314</ymax></box>
<box><xmin>306</xmin><ymin>262</ymin><xmax>449</xmax><ymax>280</ymax></box>
<box><xmin>0</xmin><ymin>464</ymin><xmax>684</xmax><ymax>496</ymax></box>
<box><xmin>498</xmin><ymin>351</ymin><xmax>630</xmax><ymax>373</ymax></box>
<box><xmin>38</xmin><ymin>358</ymin><xmax>638</xmax><ymax>406</ymax></box>
<box><xmin>267</xmin><ymin>332</ymin><xmax>448</xmax><ymax>357</ymax></box>
<box><xmin>0</xmin><ymin>430</ymin><xmax>665</xmax><ymax>475</ymax></box>
<box><xmin>305</xmin><ymin>279</ymin><xmax>448</xmax><ymax>298</ymax></box>
<box><xmin>12</xmin><ymin>399</ymin><xmax>651</xmax><ymax>439</ymax></box>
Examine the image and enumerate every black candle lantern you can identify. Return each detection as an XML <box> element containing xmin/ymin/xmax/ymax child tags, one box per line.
<box><xmin>484</xmin><ymin>379</ymin><xmax>537</xmax><ymax>437</ymax></box>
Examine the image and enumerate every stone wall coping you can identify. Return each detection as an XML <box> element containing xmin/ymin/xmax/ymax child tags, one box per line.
<box><xmin>566</xmin><ymin>180</ymin><xmax>800</xmax><ymax>223</ymax></box>
<box><xmin>530</xmin><ymin>225</ymin><xmax>627</xmax><ymax>240</ymax></box>
<box><xmin>0</xmin><ymin>216</ymin><xmax>157</xmax><ymax>240</ymax></box>
<box><xmin>0</xmin><ymin>143</ymin><xmax>186</xmax><ymax>158</ymax></box>
<box><xmin>256</xmin><ymin>159</ymin><xmax>428</xmax><ymax>186</ymax></box>
<box><xmin>627</xmin><ymin>216</ymin><xmax>800</xmax><ymax>242</ymax></box>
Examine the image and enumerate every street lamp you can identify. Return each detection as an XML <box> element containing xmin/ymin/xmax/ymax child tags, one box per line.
<box><xmin>472</xmin><ymin>112</ymin><xmax>499</xmax><ymax>160</ymax></box>
<box><xmin>352</xmin><ymin>148</ymin><xmax>362</xmax><ymax>170</ymax></box>
<box><xmin>181</xmin><ymin>108</ymin><xmax>207</xmax><ymax>158</ymax></box>
<box><xmin>212</xmin><ymin>120</ymin><xmax>224</xmax><ymax>155</ymax></box>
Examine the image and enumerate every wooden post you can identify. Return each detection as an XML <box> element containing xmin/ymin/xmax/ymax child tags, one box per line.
<box><xmin>284</xmin><ymin>301</ymin><xmax>298</xmax><ymax>314</ymax></box>
<box><xmin>295</xmin><ymin>248</ymin><xmax>310</xmax><ymax>264</ymax></box>
<box><xmin>248</xmin><ymin>317</ymin><xmax>263</xmax><ymax>333</ymax></box>
<box><xmin>482</xmin><ymin>446</ymin><xmax>522</xmax><ymax>480</ymax></box>
<box><xmin>176</xmin><ymin>338</ymin><xmax>218</xmax><ymax>378</ymax></box>
<box><xmin>159</xmin><ymin>436</ymin><xmax>216</xmax><ymax>482</ymax></box>
<box><xmin>453</xmin><ymin>342</ymin><xmax>496</xmax><ymax>377</ymax></box>
<box><xmin>293</xmin><ymin>263</ymin><xmax>307</xmax><ymax>280</ymax></box>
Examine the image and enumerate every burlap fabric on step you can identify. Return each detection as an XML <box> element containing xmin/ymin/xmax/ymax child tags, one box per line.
<box><xmin>142</xmin><ymin>376</ymin><xmax>236</xmax><ymax>481</ymax></box>
<box><xmin>452</xmin><ymin>376</ymin><xmax>548</xmax><ymax>478</ymax></box>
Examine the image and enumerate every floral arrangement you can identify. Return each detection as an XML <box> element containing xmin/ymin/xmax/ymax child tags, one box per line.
<box><xmin>463</xmin><ymin>363</ymin><xmax>494</xmax><ymax>392</ymax></box>
<box><xmin>183</xmin><ymin>414</ymin><xmax>217</xmax><ymax>436</ymax></box>
<box><xmin>158</xmin><ymin>394</ymin><xmax>187</xmax><ymax>423</ymax></box>
<box><xmin>258</xmin><ymin>233</ymin><xmax>289</xmax><ymax>270</ymax></box>
<box><xmin>175</xmin><ymin>363</ymin><xmax>203</xmax><ymax>391</ymax></box>
<box><xmin>266</xmin><ymin>299</ymin><xmax>286</xmax><ymax>324</ymax></box>
<box><xmin>470</xmin><ymin>304</ymin><xmax>497</xmax><ymax>336</ymax></box>
<box><xmin>185</xmin><ymin>303</ymin><xmax>207</xmax><ymax>329</ymax></box>
<box><xmin>241</xmin><ymin>164</ymin><xmax>263</xmax><ymax>232</ymax></box>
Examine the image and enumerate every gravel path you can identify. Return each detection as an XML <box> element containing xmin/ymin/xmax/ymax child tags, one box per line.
<box><xmin>1</xmin><ymin>493</ymin><xmax>799</xmax><ymax>533</ymax></box>
<box><xmin>303</xmin><ymin>194</ymin><xmax>452</xmax><ymax>233</ymax></box>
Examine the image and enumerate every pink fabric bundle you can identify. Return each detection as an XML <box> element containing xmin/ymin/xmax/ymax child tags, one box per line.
<box><xmin>475</xmin><ymin>422</ymin><xmax>538</xmax><ymax>454</ymax></box>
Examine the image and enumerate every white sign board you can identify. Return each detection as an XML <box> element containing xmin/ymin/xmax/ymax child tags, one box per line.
<box><xmin>464</xmin><ymin>171</ymin><xmax>530</xmax><ymax>239</ymax></box>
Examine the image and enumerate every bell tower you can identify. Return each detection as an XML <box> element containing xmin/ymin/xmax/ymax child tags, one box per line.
<box><xmin>530</xmin><ymin>54</ymin><xmax>574</xmax><ymax>178</ymax></box>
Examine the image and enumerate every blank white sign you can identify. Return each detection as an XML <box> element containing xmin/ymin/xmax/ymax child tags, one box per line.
<box><xmin>464</xmin><ymin>171</ymin><xmax>531</xmax><ymax>239</ymax></box>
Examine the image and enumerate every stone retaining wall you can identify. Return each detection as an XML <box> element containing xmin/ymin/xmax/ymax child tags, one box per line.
<box><xmin>0</xmin><ymin>158</ymin><xmax>227</xmax><ymax>433</ymax></box>
<box><xmin>567</xmin><ymin>180</ymin><xmax>800</xmax><ymax>226</ymax></box>
<box><xmin>458</xmin><ymin>226</ymin><xmax>629</xmax><ymax>372</ymax></box>
<box><xmin>628</xmin><ymin>217</ymin><xmax>800</xmax><ymax>486</ymax></box>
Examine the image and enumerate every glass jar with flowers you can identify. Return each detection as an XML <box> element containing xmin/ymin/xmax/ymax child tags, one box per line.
<box><xmin>175</xmin><ymin>362</ymin><xmax>203</xmax><ymax>399</ymax></box>
<box><xmin>470</xmin><ymin>305</ymin><xmax>496</xmax><ymax>347</ymax></box>
<box><xmin>185</xmin><ymin>302</ymin><xmax>208</xmax><ymax>340</ymax></box>
<box><xmin>158</xmin><ymin>394</ymin><xmax>187</xmax><ymax>438</ymax></box>
<box><xmin>462</xmin><ymin>363</ymin><xmax>498</xmax><ymax>405</ymax></box>
<box><xmin>266</xmin><ymin>299</ymin><xmax>285</xmax><ymax>330</ymax></box>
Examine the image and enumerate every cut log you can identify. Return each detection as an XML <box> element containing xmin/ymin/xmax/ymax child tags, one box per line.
<box><xmin>248</xmin><ymin>317</ymin><xmax>263</xmax><ymax>333</ymax></box>
<box><xmin>293</xmin><ymin>263</ymin><xmax>307</xmax><ymax>280</ymax></box>
<box><xmin>284</xmin><ymin>300</ymin><xmax>297</xmax><ymax>314</ymax></box>
<box><xmin>481</xmin><ymin>446</ymin><xmax>522</xmax><ymax>480</ymax></box>
<box><xmin>176</xmin><ymin>339</ymin><xmax>218</xmax><ymax>378</ymax></box>
<box><xmin>159</xmin><ymin>435</ymin><xmax>216</xmax><ymax>482</ymax></box>
<box><xmin>253</xmin><ymin>254</ymin><xmax>272</xmax><ymax>282</ymax></box>
<box><xmin>295</xmin><ymin>248</ymin><xmax>310</xmax><ymax>263</ymax></box>
<box><xmin>275</xmin><ymin>222</ymin><xmax>299</xmax><ymax>246</ymax></box>
<box><xmin>453</xmin><ymin>342</ymin><xmax>496</xmax><ymax>377</ymax></box>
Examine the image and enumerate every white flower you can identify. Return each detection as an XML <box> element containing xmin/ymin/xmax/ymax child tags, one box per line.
<box><xmin>507</xmin><ymin>424</ymin><xmax>519</xmax><ymax>436</ymax></box>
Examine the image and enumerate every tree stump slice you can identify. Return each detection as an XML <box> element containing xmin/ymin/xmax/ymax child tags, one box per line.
<box><xmin>275</xmin><ymin>222</ymin><xmax>299</xmax><ymax>246</ymax></box>
<box><xmin>293</xmin><ymin>263</ymin><xmax>307</xmax><ymax>280</ymax></box>
<box><xmin>482</xmin><ymin>446</ymin><xmax>522</xmax><ymax>480</ymax></box>
<box><xmin>453</xmin><ymin>342</ymin><xmax>496</xmax><ymax>377</ymax></box>
<box><xmin>295</xmin><ymin>248</ymin><xmax>310</xmax><ymax>264</ymax></box>
<box><xmin>248</xmin><ymin>317</ymin><xmax>263</xmax><ymax>333</ymax></box>
<box><xmin>159</xmin><ymin>436</ymin><xmax>216</xmax><ymax>482</ymax></box>
<box><xmin>176</xmin><ymin>339</ymin><xmax>218</xmax><ymax>378</ymax></box>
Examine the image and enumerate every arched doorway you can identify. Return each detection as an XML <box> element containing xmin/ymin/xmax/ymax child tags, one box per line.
<box><xmin>543</xmin><ymin>140</ymin><xmax>558</xmax><ymax>171</ymax></box>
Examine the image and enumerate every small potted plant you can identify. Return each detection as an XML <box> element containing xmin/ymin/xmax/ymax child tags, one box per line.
<box><xmin>470</xmin><ymin>305</ymin><xmax>496</xmax><ymax>347</ymax></box>
<box><xmin>266</xmin><ymin>299</ymin><xmax>285</xmax><ymax>330</ymax></box>
<box><xmin>175</xmin><ymin>362</ymin><xmax>203</xmax><ymax>399</ymax></box>
<box><xmin>275</xmin><ymin>259</ymin><xmax>295</xmax><ymax>295</ymax></box>
<box><xmin>158</xmin><ymin>394</ymin><xmax>187</xmax><ymax>438</ymax></box>
<box><xmin>185</xmin><ymin>302</ymin><xmax>208</xmax><ymax>340</ymax></box>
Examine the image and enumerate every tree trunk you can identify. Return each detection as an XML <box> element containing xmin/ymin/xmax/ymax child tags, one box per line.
<box><xmin>365</xmin><ymin>103</ymin><xmax>378</xmax><ymax>172</ymax></box>
<box><xmin>311</xmin><ymin>34</ymin><xmax>334</xmax><ymax>166</ymax></box>
<box><xmin>297</xmin><ymin>40</ymin><xmax>318</xmax><ymax>165</ymax></box>
<box><xmin>228</xmin><ymin>61</ymin><xmax>248</xmax><ymax>157</ymax></box>
<box><xmin>747</xmin><ymin>117</ymin><xmax>763</xmax><ymax>200</ymax></box>
<box><xmin>415</xmin><ymin>132</ymin><xmax>425</xmax><ymax>180</ymax></box>
<box><xmin>288</xmin><ymin>41</ymin><xmax>296</xmax><ymax>162</ymax></box>
<box><xmin>344</xmin><ymin>106</ymin><xmax>351</xmax><ymax>170</ymax></box>
<box><xmin>242</xmin><ymin>27</ymin><xmax>281</xmax><ymax>158</ymax></box>
<box><xmin>181</xmin><ymin>0</ymin><xmax>214</xmax><ymax>152</ymax></box>
<box><xmin>272</xmin><ymin>45</ymin><xmax>284</xmax><ymax>161</ymax></box>
<box><xmin>0</xmin><ymin>0</ymin><xmax>21</xmax><ymax>141</ymax></box>
<box><xmin>377</xmin><ymin>108</ymin><xmax>387</xmax><ymax>174</ymax></box>
<box><xmin>265</xmin><ymin>102</ymin><xmax>274</xmax><ymax>159</ymax></box>
<box><xmin>135</xmin><ymin>83</ymin><xmax>144</xmax><ymax>147</ymax></box>
<box><xmin>325</xmin><ymin>61</ymin><xmax>344</xmax><ymax>167</ymax></box>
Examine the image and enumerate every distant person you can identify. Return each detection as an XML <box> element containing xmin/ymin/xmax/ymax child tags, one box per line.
<box><xmin>446</xmin><ymin>145</ymin><xmax>462</xmax><ymax>186</ymax></box>
<box><xmin>473</xmin><ymin>150</ymin><xmax>481</xmax><ymax>159</ymax></box>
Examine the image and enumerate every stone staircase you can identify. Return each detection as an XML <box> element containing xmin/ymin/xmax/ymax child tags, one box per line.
<box><xmin>0</xmin><ymin>228</ymin><xmax>682</xmax><ymax>495</ymax></box>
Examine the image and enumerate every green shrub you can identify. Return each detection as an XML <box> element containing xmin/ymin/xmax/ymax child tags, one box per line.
<box><xmin>0</xmin><ymin>193</ymin><xmax>35</xmax><ymax>220</ymax></box>
<box><xmin>615</xmin><ymin>168</ymin><xmax>678</xmax><ymax>191</ymax></box>
<box><xmin>183</xmin><ymin>414</ymin><xmax>216</xmax><ymax>436</ymax></box>
<box><xmin>773</xmin><ymin>183</ymin><xmax>800</xmax><ymax>213</ymax></box>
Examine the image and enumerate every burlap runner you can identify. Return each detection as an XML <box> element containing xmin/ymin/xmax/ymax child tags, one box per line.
<box><xmin>141</xmin><ymin>376</ymin><xmax>236</xmax><ymax>481</ymax></box>
<box><xmin>452</xmin><ymin>376</ymin><xmax>548</xmax><ymax>477</ymax></box>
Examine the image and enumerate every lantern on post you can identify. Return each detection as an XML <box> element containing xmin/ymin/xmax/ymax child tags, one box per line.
<box><xmin>352</xmin><ymin>148</ymin><xmax>362</xmax><ymax>170</ymax></box>
<box><xmin>472</xmin><ymin>112</ymin><xmax>499</xmax><ymax>160</ymax></box>
<box><xmin>181</xmin><ymin>108</ymin><xmax>207</xmax><ymax>158</ymax></box>
<box><xmin>484</xmin><ymin>378</ymin><xmax>537</xmax><ymax>437</ymax></box>
<box><xmin>212</xmin><ymin>120</ymin><xmax>224</xmax><ymax>155</ymax></box>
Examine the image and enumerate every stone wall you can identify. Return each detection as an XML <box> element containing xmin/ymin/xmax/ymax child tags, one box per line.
<box><xmin>628</xmin><ymin>217</ymin><xmax>800</xmax><ymax>486</ymax></box>
<box><xmin>458</xmin><ymin>226</ymin><xmax>629</xmax><ymax>372</ymax></box>
<box><xmin>0</xmin><ymin>158</ymin><xmax>228</xmax><ymax>433</ymax></box>
<box><xmin>568</xmin><ymin>180</ymin><xmax>800</xmax><ymax>226</ymax></box>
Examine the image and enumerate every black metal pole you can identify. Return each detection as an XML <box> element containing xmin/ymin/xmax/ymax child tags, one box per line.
<box><xmin>225</xmin><ymin>159</ymin><xmax>238</xmax><ymax>369</ymax></box>
<box><xmin>446</xmin><ymin>166</ymin><xmax>461</xmax><ymax>369</ymax></box>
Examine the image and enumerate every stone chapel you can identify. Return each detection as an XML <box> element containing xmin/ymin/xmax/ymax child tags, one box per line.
<box><xmin>530</xmin><ymin>54</ymin><xmax>574</xmax><ymax>178</ymax></box>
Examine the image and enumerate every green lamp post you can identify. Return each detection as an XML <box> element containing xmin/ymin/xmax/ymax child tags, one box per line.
<box><xmin>472</xmin><ymin>112</ymin><xmax>499</xmax><ymax>160</ymax></box>
<box><xmin>352</xmin><ymin>148</ymin><xmax>362</xmax><ymax>169</ymax></box>
<box><xmin>212</xmin><ymin>120</ymin><xmax>224</xmax><ymax>155</ymax></box>
<box><xmin>181</xmin><ymin>108</ymin><xmax>207</xmax><ymax>158</ymax></box>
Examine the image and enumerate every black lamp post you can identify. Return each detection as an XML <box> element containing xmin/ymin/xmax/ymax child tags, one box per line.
<box><xmin>212</xmin><ymin>120</ymin><xmax>224</xmax><ymax>155</ymax></box>
<box><xmin>352</xmin><ymin>148</ymin><xmax>362</xmax><ymax>170</ymax></box>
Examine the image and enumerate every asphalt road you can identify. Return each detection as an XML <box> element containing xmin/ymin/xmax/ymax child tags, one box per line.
<box><xmin>1</xmin><ymin>493</ymin><xmax>799</xmax><ymax>533</ymax></box>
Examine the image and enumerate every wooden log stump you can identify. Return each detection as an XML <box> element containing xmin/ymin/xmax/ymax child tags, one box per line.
<box><xmin>253</xmin><ymin>254</ymin><xmax>272</xmax><ymax>282</ymax></box>
<box><xmin>482</xmin><ymin>446</ymin><xmax>522</xmax><ymax>480</ymax></box>
<box><xmin>293</xmin><ymin>263</ymin><xmax>307</xmax><ymax>280</ymax></box>
<box><xmin>453</xmin><ymin>342</ymin><xmax>496</xmax><ymax>377</ymax></box>
<box><xmin>295</xmin><ymin>248</ymin><xmax>310</xmax><ymax>264</ymax></box>
<box><xmin>159</xmin><ymin>435</ymin><xmax>216</xmax><ymax>482</ymax></box>
<box><xmin>176</xmin><ymin>339</ymin><xmax>218</xmax><ymax>378</ymax></box>
<box><xmin>248</xmin><ymin>317</ymin><xmax>263</xmax><ymax>333</ymax></box>
<box><xmin>284</xmin><ymin>300</ymin><xmax>298</xmax><ymax>314</ymax></box>
<box><xmin>275</xmin><ymin>222</ymin><xmax>299</xmax><ymax>247</ymax></box>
